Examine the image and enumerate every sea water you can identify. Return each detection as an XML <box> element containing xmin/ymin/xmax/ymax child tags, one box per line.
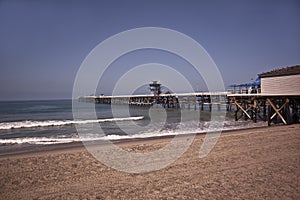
<box><xmin>0</xmin><ymin>99</ymin><xmax>266</xmax><ymax>154</ymax></box>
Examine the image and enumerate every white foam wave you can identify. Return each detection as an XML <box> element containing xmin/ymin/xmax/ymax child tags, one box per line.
<box><xmin>0</xmin><ymin>120</ymin><xmax>267</xmax><ymax>145</ymax></box>
<box><xmin>0</xmin><ymin>116</ymin><xmax>144</xmax><ymax>130</ymax></box>
<box><xmin>101</xmin><ymin>121</ymin><xmax>267</xmax><ymax>141</ymax></box>
<box><xmin>0</xmin><ymin>137</ymin><xmax>78</xmax><ymax>145</ymax></box>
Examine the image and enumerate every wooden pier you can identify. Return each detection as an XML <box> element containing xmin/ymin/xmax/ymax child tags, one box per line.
<box><xmin>79</xmin><ymin>92</ymin><xmax>300</xmax><ymax>126</ymax></box>
<box><xmin>79</xmin><ymin>92</ymin><xmax>229</xmax><ymax>111</ymax></box>
<box><xmin>79</xmin><ymin>65</ymin><xmax>300</xmax><ymax>126</ymax></box>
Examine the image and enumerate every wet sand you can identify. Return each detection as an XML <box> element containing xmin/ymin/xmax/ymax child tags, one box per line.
<box><xmin>0</xmin><ymin>125</ymin><xmax>299</xmax><ymax>199</ymax></box>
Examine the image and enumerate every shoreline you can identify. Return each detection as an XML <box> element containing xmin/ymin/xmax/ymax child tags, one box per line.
<box><xmin>1</xmin><ymin>124</ymin><xmax>299</xmax><ymax>198</ymax></box>
<box><xmin>0</xmin><ymin>123</ymin><xmax>270</xmax><ymax>158</ymax></box>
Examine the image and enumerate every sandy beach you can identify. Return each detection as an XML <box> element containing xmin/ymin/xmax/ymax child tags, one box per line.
<box><xmin>0</xmin><ymin>124</ymin><xmax>299</xmax><ymax>199</ymax></box>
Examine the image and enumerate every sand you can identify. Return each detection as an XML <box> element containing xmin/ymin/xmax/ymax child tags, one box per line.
<box><xmin>0</xmin><ymin>124</ymin><xmax>299</xmax><ymax>199</ymax></box>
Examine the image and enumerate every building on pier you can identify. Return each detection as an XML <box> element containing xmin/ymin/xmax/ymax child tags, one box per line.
<box><xmin>259</xmin><ymin>65</ymin><xmax>300</xmax><ymax>95</ymax></box>
<box><xmin>229</xmin><ymin>65</ymin><xmax>300</xmax><ymax>126</ymax></box>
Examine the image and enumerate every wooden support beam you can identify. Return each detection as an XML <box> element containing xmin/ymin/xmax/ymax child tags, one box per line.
<box><xmin>267</xmin><ymin>104</ymin><xmax>272</xmax><ymax>126</ymax></box>
<box><xmin>234</xmin><ymin>100</ymin><xmax>251</xmax><ymax>120</ymax></box>
<box><xmin>234</xmin><ymin>97</ymin><xmax>239</xmax><ymax>121</ymax></box>
<box><xmin>253</xmin><ymin>99</ymin><xmax>257</xmax><ymax>123</ymax></box>
<box><xmin>263</xmin><ymin>100</ymin><xmax>267</xmax><ymax>121</ymax></box>
<box><xmin>270</xmin><ymin>99</ymin><xmax>287</xmax><ymax>120</ymax></box>
<box><xmin>267</xmin><ymin>98</ymin><xmax>288</xmax><ymax>125</ymax></box>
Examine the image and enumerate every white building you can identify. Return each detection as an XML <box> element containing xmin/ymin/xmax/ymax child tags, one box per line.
<box><xmin>259</xmin><ymin>65</ymin><xmax>300</xmax><ymax>95</ymax></box>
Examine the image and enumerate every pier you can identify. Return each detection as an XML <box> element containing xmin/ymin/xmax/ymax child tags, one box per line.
<box><xmin>79</xmin><ymin>92</ymin><xmax>300</xmax><ymax>126</ymax></box>
<box><xmin>79</xmin><ymin>92</ymin><xmax>229</xmax><ymax>111</ymax></box>
<box><xmin>79</xmin><ymin>66</ymin><xmax>300</xmax><ymax>126</ymax></box>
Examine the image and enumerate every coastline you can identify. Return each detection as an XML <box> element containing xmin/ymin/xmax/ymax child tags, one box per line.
<box><xmin>1</xmin><ymin>124</ymin><xmax>299</xmax><ymax>199</ymax></box>
<box><xmin>0</xmin><ymin>123</ymin><xmax>268</xmax><ymax>157</ymax></box>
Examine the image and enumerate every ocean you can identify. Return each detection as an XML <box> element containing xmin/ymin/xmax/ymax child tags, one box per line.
<box><xmin>0</xmin><ymin>100</ymin><xmax>266</xmax><ymax>155</ymax></box>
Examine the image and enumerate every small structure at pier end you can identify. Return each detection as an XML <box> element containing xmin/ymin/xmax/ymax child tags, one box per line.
<box><xmin>149</xmin><ymin>81</ymin><xmax>161</xmax><ymax>96</ymax></box>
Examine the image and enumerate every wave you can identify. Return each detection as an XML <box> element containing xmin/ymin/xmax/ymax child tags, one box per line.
<box><xmin>0</xmin><ymin>121</ymin><xmax>267</xmax><ymax>145</ymax></box>
<box><xmin>0</xmin><ymin>116</ymin><xmax>144</xmax><ymax>130</ymax></box>
<box><xmin>102</xmin><ymin>121</ymin><xmax>267</xmax><ymax>141</ymax></box>
<box><xmin>0</xmin><ymin>137</ymin><xmax>81</xmax><ymax>145</ymax></box>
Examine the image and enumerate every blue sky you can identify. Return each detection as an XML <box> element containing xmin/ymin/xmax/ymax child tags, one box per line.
<box><xmin>0</xmin><ymin>0</ymin><xmax>299</xmax><ymax>100</ymax></box>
